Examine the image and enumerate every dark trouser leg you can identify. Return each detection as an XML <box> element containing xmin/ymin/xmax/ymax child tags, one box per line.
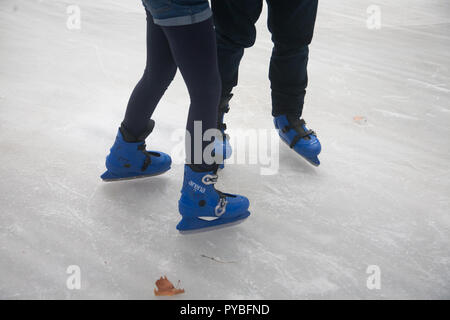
<box><xmin>267</xmin><ymin>0</ymin><xmax>318</xmax><ymax>117</ymax></box>
<box><xmin>161</xmin><ymin>18</ymin><xmax>221</xmax><ymax>169</ymax></box>
<box><xmin>122</xmin><ymin>11</ymin><xmax>177</xmax><ymax>138</ymax></box>
<box><xmin>211</xmin><ymin>0</ymin><xmax>263</xmax><ymax>98</ymax></box>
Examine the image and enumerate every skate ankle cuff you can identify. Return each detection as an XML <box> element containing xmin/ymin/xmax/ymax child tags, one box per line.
<box><xmin>120</xmin><ymin>120</ymin><xmax>155</xmax><ymax>142</ymax></box>
<box><xmin>188</xmin><ymin>163</ymin><xmax>219</xmax><ymax>173</ymax></box>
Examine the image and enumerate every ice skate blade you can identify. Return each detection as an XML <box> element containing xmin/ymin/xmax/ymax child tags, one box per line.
<box><xmin>177</xmin><ymin>211</ymin><xmax>250</xmax><ymax>234</ymax></box>
<box><xmin>279</xmin><ymin>137</ymin><xmax>320</xmax><ymax>167</ymax></box>
<box><xmin>302</xmin><ymin>156</ymin><xmax>320</xmax><ymax>167</ymax></box>
<box><xmin>100</xmin><ymin>168</ymin><xmax>170</xmax><ymax>182</ymax></box>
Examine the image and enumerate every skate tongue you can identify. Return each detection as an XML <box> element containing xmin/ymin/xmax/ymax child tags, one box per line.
<box><xmin>286</xmin><ymin>114</ymin><xmax>305</xmax><ymax>127</ymax></box>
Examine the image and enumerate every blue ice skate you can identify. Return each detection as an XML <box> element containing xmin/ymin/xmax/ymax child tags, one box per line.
<box><xmin>101</xmin><ymin>121</ymin><xmax>171</xmax><ymax>181</ymax></box>
<box><xmin>213</xmin><ymin>135</ymin><xmax>232</xmax><ymax>169</ymax></box>
<box><xmin>216</xmin><ymin>94</ymin><xmax>233</xmax><ymax>169</ymax></box>
<box><xmin>274</xmin><ymin>115</ymin><xmax>321</xmax><ymax>166</ymax></box>
<box><xmin>177</xmin><ymin>165</ymin><xmax>250</xmax><ymax>232</ymax></box>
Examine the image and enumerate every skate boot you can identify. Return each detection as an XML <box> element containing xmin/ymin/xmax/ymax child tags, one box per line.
<box><xmin>274</xmin><ymin>115</ymin><xmax>321</xmax><ymax>166</ymax></box>
<box><xmin>101</xmin><ymin>120</ymin><xmax>171</xmax><ymax>181</ymax></box>
<box><xmin>215</xmin><ymin>94</ymin><xmax>233</xmax><ymax>169</ymax></box>
<box><xmin>177</xmin><ymin>164</ymin><xmax>250</xmax><ymax>232</ymax></box>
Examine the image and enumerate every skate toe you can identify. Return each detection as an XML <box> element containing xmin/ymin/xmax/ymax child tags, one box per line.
<box><xmin>225</xmin><ymin>195</ymin><xmax>250</xmax><ymax>217</ymax></box>
<box><xmin>149</xmin><ymin>151</ymin><xmax>172</xmax><ymax>173</ymax></box>
<box><xmin>291</xmin><ymin>138</ymin><xmax>321</xmax><ymax>166</ymax></box>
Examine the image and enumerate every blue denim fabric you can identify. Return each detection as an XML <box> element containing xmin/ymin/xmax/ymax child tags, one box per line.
<box><xmin>142</xmin><ymin>0</ymin><xmax>211</xmax><ymax>26</ymax></box>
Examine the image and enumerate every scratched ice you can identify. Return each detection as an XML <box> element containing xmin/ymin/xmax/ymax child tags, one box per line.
<box><xmin>0</xmin><ymin>0</ymin><xmax>449</xmax><ymax>299</ymax></box>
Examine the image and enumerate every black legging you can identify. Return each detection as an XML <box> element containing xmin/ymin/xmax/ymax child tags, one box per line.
<box><xmin>122</xmin><ymin>10</ymin><xmax>220</xmax><ymax>169</ymax></box>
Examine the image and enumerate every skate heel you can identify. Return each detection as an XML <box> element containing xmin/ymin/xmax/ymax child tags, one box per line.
<box><xmin>176</xmin><ymin>211</ymin><xmax>250</xmax><ymax>233</ymax></box>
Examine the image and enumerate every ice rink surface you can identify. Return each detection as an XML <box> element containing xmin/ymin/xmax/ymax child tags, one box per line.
<box><xmin>0</xmin><ymin>0</ymin><xmax>449</xmax><ymax>299</ymax></box>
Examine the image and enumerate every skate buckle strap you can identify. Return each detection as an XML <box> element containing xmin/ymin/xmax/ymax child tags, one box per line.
<box><xmin>219</xmin><ymin>105</ymin><xmax>230</xmax><ymax>114</ymax></box>
<box><xmin>217</xmin><ymin>124</ymin><xmax>230</xmax><ymax>142</ymax></box>
<box><xmin>217</xmin><ymin>94</ymin><xmax>232</xmax><ymax>138</ymax></box>
<box><xmin>215</xmin><ymin>196</ymin><xmax>227</xmax><ymax>217</ymax></box>
<box><xmin>282</xmin><ymin>119</ymin><xmax>316</xmax><ymax>149</ymax></box>
<box><xmin>201</xmin><ymin>174</ymin><xmax>218</xmax><ymax>185</ymax></box>
<box><xmin>138</xmin><ymin>143</ymin><xmax>152</xmax><ymax>171</ymax></box>
<box><xmin>218</xmin><ymin>122</ymin><xmax>227</xmax><ymax>132</ymax></box>
<box><xmin>138</xmin><ymin>143</ymin><xmax>161</xmax><ymax>171</ymax></box>
<box><xmin>219</xmin><ymin>94</ymin><xmax>233</xmax><ymax>113</ymax></box>
<box><xmin>200</xmin><ymin>174</ymin><xmax>228</xmax><ymax>216</ymax></box>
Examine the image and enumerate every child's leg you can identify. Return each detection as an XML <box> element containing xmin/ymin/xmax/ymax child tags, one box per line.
<box><xmin>154</xmin><ymin>17</ymin><xmax>250</xmax><ymax>232</ymax></box>
<box><xmin>161</xmin><ymin>18</ymin><xmax>220</xmax><ymax>170</ymax></box>
<box><xmin>122</xmin><ymin>10</ymin><xmax>177</xmax><ymax>139</ymax></box>
<box><xmin>101</xmin><ymin>11</ymin><xmax>175</xmax><ymax>181</ymax></box>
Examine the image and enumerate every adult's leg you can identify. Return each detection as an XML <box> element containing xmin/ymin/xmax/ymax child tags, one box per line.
<box><xmin>161</xmin><ymin>18</ymin><xmax>221</xmax><ymax>169</ymax></box>
<box><xmin>267</xmin><ymin>0</ymin><xmax>318</xmax><ymax>117</ymax></box>
<box><xmin>122</xmin><ymin>10</ymin><xmax>177</xmax><ymax>139</ymax></box>
<box><xmin>211</xmin><ymin>0</ymin><xmax>263</xmax><ymax>98</ymax></box>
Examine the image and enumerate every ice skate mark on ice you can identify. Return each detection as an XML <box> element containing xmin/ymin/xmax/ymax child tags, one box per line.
<box><xmin>91</xmin><ymin>44</ymin><xmax>107</xmax><ymax>76</ymax></box>
<box><xmin>373</xmin><ymin>109</ymin><xmax>419</xmax><ymax>121</ymax></box>
<box><xmin>407</xmin><ymin>78</ymin><xmax>450</xmax><ymax>93</ymax></box>
<box><xmin>86</xmin><ymin>183</ymin><xmax>100</xmax><ymax>216</ymax></box>
<box><xmin>200</xmin><ymin>254</ymin><xmax>237</xmax><ymax>264</ymax></box>
<box><xmin>240</xmin><ymin>236</ymin><xmax>301</xmax><ymax>295</ymax></box>
<box><xmin>66</xmin><ymin>206</ymin><xmax>96</xmax><ymax>229</ymax></box>
<box><xmin>381</xmin><ymin>95</ymin><xmax>409</xmax><ymax>101</ymax></box>
<box><xmin>264</xmin><ymin>183</ymin><xmax>283</xmax><ymax>196</ymax></box>
<box><xmin>45</xmin><ymin>177</ymin><xmax>89</xmax><ymax>199</ymax></box>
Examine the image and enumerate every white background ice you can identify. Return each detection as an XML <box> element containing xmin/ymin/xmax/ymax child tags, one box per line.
<box><xmin>0</xmin><ymin>0</ymin><xmax>449</xmax><ymax>299</ymax></box>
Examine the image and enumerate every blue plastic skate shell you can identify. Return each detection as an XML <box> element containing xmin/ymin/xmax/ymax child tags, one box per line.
<box><xmin>101</xmin><ymin>129</ymin><xmax>171</xmax><ymax>181</ymax></box>
<box><xmin>177</xmin><ymin>165</ymin><xmax>250</xmax><ymax>232</ymax></box>
<box><xmin>274</xmin><ymin>115</ymin><xmax>321</xmax><ymax>166</ymax></box>
<box><xmin>176</xmin><ymin>210</ymin><xmax>250</xmax><ymax>234</ymax></box>
<box><xmin>214</xmin><ymin>136</ymin><xmax>232</xmax><ymax>170</ymax></box>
